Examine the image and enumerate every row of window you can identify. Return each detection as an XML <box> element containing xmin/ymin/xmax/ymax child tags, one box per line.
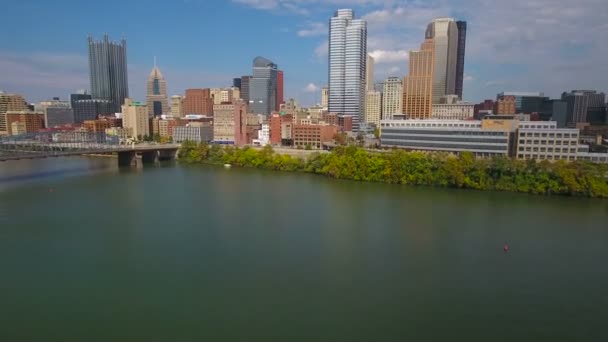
<box><xmin>382</xmin><ymin>135</ymin><xmax>508</xmax><ymax>144</ymax></box>
<box><xmin>383</xmin><ymin>140</ymin><xmax>508</xmax><ymax>151</ymax></box>
<box><xmin>518</xmin><ymin>140</ymin><xmax>576</xmax><ymax>146</ymax></box>
<box><xmin>518</xmin><ymin>147</ymin><xmax>577</xmax><ymax>153</ymax></box>
<box><xmin>519</xmin><ymin>154</ymin><xmax>575</xmax><ymax>161</ymax></box>
<box><xmin>382</xmin><ymin>129</ymin><xmax>506</xmax><ymax>136</ymax></box>
<box><xmin>518</xmin><ymin>132</ymin><xmax>577</xmax><ymax>138</ymax></box>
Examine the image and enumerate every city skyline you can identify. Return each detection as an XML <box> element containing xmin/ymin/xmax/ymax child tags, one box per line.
<box><xmin>0</xmin><ymin>0</ymin><xmax>606</xmax><ymax>106</ymax></box>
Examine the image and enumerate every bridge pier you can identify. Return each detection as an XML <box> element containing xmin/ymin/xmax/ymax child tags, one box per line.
<box><xmin>141</xmin><ymin>151</ymin><xmax>158</xmax><ymax>164</ymax></box>
<box><xmin>117</xmin><ymin>151</ymin><xmax>137</xmax><ymax>167</ymax></box>
<box><xmin>158</xmin><ymin>149</ymin><xmax>177</xmax><ymax>161</ymax></box>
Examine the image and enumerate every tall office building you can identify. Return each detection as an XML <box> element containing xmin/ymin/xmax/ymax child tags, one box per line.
<box><xmin>328</xmin><ymin>9</ymin><xmax>367</xmax><ymax>130</ymax></box>
<box><xmin>249</xmin><ymin>56</ymin><xmax>277</xmax><ymax>116</ymax></box>
<box><xmin>35</xmin><ymin>98</ymin><xmax>74</xmax><ymax>127</ymax></box>
<box><xmin>88</xmin><ymin>35</ymin><xmax>129</xmax><ymax>112</ymax></box>
<box><xmin>240</xmin><ymin>76</ymin><xmax>251</xmax><ymax>103</ymax></box>
<box><xmin>366</xmin><ymin>54</ymin><xmax>375</xmax><ymax>92</ymax></box>
<box><xmin>233</xmin><ymin>78</ymin><xmax>242</xmax><ymax>90</ymax></box>
<box><xmin>122</xmin><ymin>98</ymin><xmax>149</xmax><ymax>139</ymax></box>
<box><xmin>382</xmin><ymin>77</ymin><xmax>403</xmax><ymax>120</ymax></box>
<box><xmin>321</xmin><ymin>87</ymin><xmax>329</xmax><ymax>108</ymax></box>
<box><xmin>561</xmin><ymin>90</ymin><xmax>606</xmax><ymax>126</ymax></box>
<box><xmin>425</xmin><ymin>18</ymin><xmax>458</xmax><ymax>103</ymax></box>
<box><xmin>455</xmin><ymin>21</ymin><xmax>467</xmax><ymax>99</ymax></box>
<box><xmin>70</xmin><ymin>92</ymin><xmax>91</xmax><ymax>110</ymax></box>
<box><xmin>403</xmin><ymin>39</ymin><xmax>435</xmax><ymax>119</ymax></box>
<box><xmin>146</xmin><ymin>64</ymin><xmax>169</xmax><ymax>117</ymax></box>
<box><xmin>277</xmin><ymin>70</ymin><xmax>284</xmax><ymax>110</ymax></box>
<box><xmin>0</xmin><ymin>92</ymin><xmax>29</xmax><ymax>135</ymax></box>
<box><xmin>73</xmin><ymin>99</ymin><xmax>113</xmax><ymax>123</ymax></box>
<box><xmin>183</xmin><ymin>89</ymin><xmax>214</xmax><ymax>116</ymax></box>
<box><xmin>365</xmin><ymin>91</ymin><xmax>382</xmax><ymax>126</ymax></box>
<box><xmin>497</xmin><ymin>92</ymin><xmax>546</xmax><ymax>113</ymax></box>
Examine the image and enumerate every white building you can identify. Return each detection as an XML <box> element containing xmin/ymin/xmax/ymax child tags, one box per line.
<box><xmin>328</xmin><ymin>9</ymin><xmax>367</xmax><ymax>131</ymax></box>
<box><xmin>431</xmin><ymin>102</ymin><xmax>474</xmax><ymax>120</ymax></box>
<box><xmin>253</xmin><ymin>124</ymin><xmax>270</xmax><ymax>146</ymax></box>
<box><xmin>121</xmin><ymin>98</ymin><xmax>149</xmax><ymax>139</ymax></box>
<box><xmin>382</xmin><ymin>77</ymin><xmax>403</xmax><ymax>120</ymax></box>
<box><xmin>515</xmin><ymin>121</ymin><xmax>580</xmax><ymax>162</ymax></box>
<box><xmin>365</xmin><ymin>91</ymin><xmax>382</xmax><ymax>126</ymax></box>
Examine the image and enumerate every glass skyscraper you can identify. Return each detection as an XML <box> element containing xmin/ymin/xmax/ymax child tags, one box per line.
<box><xmin>328</xmin><ymin>9</ymin><xmax>367</xmax><ymax>131</ymax></box>
<box><xmin>455</xmin><ymin>21</ymin><xmax>467</xmax><ymax>99</ymax></box>
<box><xmin>249</xmin><ymin>57</ymin><xmax>277</xmax><ymax>116</ymax></box>
<box><xmin>88</xmin><ymin>35</ymin><xmax>129</xmax><ymax>113</ymax></box>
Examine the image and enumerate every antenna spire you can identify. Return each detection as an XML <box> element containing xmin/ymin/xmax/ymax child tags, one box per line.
<box><xmin>154</xmin><ymin>56</ymin><xmax>157</xmax><ymax>68</ymax></box>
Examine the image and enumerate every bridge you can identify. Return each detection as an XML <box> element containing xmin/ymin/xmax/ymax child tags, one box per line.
<box><xmin>0</xmin><ymin>131</ymin><xmax>180</xmax><ymax>167</ymax></box>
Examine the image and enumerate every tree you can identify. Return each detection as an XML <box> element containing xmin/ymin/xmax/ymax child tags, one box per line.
<box><xmin>333</xmin><ymin>132</ymin><xmax>347</xmax><ymax>146</ymax></box>
<box><xmin>373</xmin><ymin>127</ymin><xmax>380</xmax><ymax>139</ymax></box>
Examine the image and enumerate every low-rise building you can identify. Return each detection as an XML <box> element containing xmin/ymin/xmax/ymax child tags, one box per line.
<box><xmin>105</xmin><ymin>127</ymin><xmax>132</xmax><ymax>142</ymax></box>
<box><xmin>173</xmin><ymin>123</ymin><xmax>213</xmax><ymax>143</ymax></box>
<box><xmin>380</xmin><ymin>119</ymin><xmax>513</xmax><ymax>157</ymax></box>
<box><xmin>253</xmin><ymin>123</ymin><xmax>270</xmax><ymax>146</ymax></box>
<box><xmin>4</xmin><ymin>111</ymin><xmax>45</xmax><ymax>135</ymax></box>
<box><xmin>515</xmin><ymin>121</ymin><xmax>580</xmax><ymax>161</ymax></box>
<box><xmin>293</xmin><ymin>123</ymin><xmax>338</xmax><ymax>149</ymax></box>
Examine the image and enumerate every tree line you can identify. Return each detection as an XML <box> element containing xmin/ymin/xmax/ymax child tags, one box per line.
<box><xmin>179</xmin><ymin>141</ymin><xmax>608</xmax><ymax>198</ymax></box>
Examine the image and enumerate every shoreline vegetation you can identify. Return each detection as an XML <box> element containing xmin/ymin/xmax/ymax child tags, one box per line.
<box><xmin>178</xmin><ymin>141</ymin><xmax>608</xmax><ymax>198</ymax></box>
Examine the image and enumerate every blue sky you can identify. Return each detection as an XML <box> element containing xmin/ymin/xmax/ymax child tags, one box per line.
<box><xmin>0</xmin><ymin>0</ymin><xmax>606</xmax><ymax>106</ymax></box>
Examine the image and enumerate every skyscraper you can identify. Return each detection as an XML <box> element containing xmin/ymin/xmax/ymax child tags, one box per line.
<box><xmin>276</xmin><ymin>70</ymin><xmax>284</xmax><ymax>110</ymax></box>
<box><xmin>425</xmin><ymin>18</ymin><xmax>458</xmax><ymax>103</ymax></box>
<box><xmin>561</xmin><ymin>90</ymin><xmax>607</xmax><ymax>126</ymax></box>
<box><xmin>403</xmin><ymin>39</ymin><xmax>435</xmax><ymax>119</ymax></box>
<box><xmin>146</xmin><ymin>64</ymin><xmax>169</xmax><ymax>117</ymax></box>
<box><xmin>249</xmin><ymin>56</ymin><xmax>277</xmax><ymax>116</ymax></box>
<box><xmin>88</xmin><ymin>35</ymin><xmax>129</xmax><ymax>112</ymax></box>
<box><xmin>366</xmin><ymin>54</ymin><xmax>375</xmax><ymax>92</ymax></box>
<box><xmin>328</xmin><ymin>9</ymin><xmax>367</xmax><ymax>130</ymax></box>
<box><xmin>233</xmin><ymin>78</ymin><xmax>242</xmax><ymax>90</ymax></box>
<box><xmin>240</xmin><ymin>76</ymin><xmax>251</xmax><ymax>103</ymax></box>
<box><xmin>455</xmin><ymin>21</ymin><xmax>467</xmax><ymax>100</ymax></box>
<box><xmin>382</xmin><ymin>77</ymin><xmax>403</xmax><ymax>120</ymax></box>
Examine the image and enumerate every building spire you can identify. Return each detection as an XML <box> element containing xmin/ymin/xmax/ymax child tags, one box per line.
<box><xmin>154</xmin><ymin>56</ymin><xmax>157</xmax><ymax>68</ymax></box>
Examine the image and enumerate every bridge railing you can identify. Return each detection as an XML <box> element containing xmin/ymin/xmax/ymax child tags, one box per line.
<box><xmin>0</xmin><ymin>131</ymin><xmax>128</xmax><ymax>157</ymax></box>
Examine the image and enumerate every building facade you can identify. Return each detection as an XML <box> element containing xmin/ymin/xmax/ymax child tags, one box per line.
<box><xmin>88</xmin><ymin>35</ymin><xmax>129</xmax><ymax>112</ymax></box>
<box><xmin>403</xmin><ymin>39</ymin><xmax>435</xmax><ymax>119</ymax></box>
<box><xmin>455</xmin><ymin>21</ymin><xmax>467</xmax><ymax>99</ymax></box>
<box><xmin>382</xmin><ymin>77</ymin><xmax>403</xmax><ymax>120</ymax></box>
<box><xmin>121</xmin><ymin>98</ymin><xmax>149</xmax><ymax>139</ymax></box>
<box><xmin>380</xmin><ymin>119</ymin><xmax>512</xmax><ymax>157</ymax></box>
<box><xmin>146</xmin><ymin>65</ymin><xmax>169</xmax><ymax>117</ymax></box>
<box><xmin>0</xmin><ymin>93</ymin><xmax>29</xmax><ymax>135</ymax></box>
<box><xmin>183</xmin><ymin>89</ymin><xmax>214</xmax><ymax>116</ymax></box>
<box><xmin>366</xmin><ymin>54</ymin><xmax>375</xmax><ymax>92</ymax></box>
<box><xmin>515</xmin><ymin>121</ymin><xmax>580</xmax><ymax>161</ymax></box>
<box><xmin>240</xmin><ymin>76</ymin><xmax>251</xmax><ymax>103</ymax></box>
<box><xmin>249</xmin><ymin>57</ymin><xmax>277</xmax><ymax>116</ymax></box>
<box><xmin>35</xmin><ymin>99</ymin><xmax>74</xmax><ymax>128</ymax></box>
<box><xmin>173</xmin><ymin>124</ymin><xmax>213</xmax><ymax>143</ymax></box>
<box><xmin>3</xmin><ymin>111</ymin><xmax>45</xmax><ymax>135</ymax></box>
<box><xmin>561</xmin><ymin>90</ymin><xmax>606</xmax><ymax>126</ymax></box>
<box><xmin>293</xmin><ymin>124</ymin><xmax>338</xmax><ymax>149</ymax></box>
<box><xmin>213</xmin><ymin>101</ymin><xmax>247</xmax><ymax>144</ymax></box>
<box><xmin>365</xmin><ymin>91</ymin><xmax>382</xmax><ymax>126</ymax></box>
<box><xmin>425</xmin><ymin>18</ymin><xmax>458</xmax><ymax>103</ymax></box>
<box><xmin>328</xmin><ymin>9</ymin><xmax>367</xmax><ymax>131</ymax></box>
<box><xmin>73</xmin><ymin>99</ymin><xmax>113</xmax><ymax>123</ymax></box>
<box><xmin>494</xmin><ymin>96</ymin><xmax>516</xmax><ymax>115</ymax></box>
<box><xmin>431</xmin><ymin>102</ymin><xmax>474</xmax><ymax>120</ymax></box>
<box><xmin>171</xmin><ymin>95</ymin><xmax>184</xmax><ymax>118</ymax></box>
<box><xmin>277</xmin><ymin>70</ymin><xmax>284</xmax><ymax>110</ymax></box>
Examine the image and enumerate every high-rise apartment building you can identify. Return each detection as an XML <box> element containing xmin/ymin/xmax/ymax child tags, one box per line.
<box><xmin>365</xmin><ymin>91</ymin><xmax>382</xmax><ymax>126</ymax></box>
<box><xmin>455</xmin><ymin>21</ymin><xmax>467</xmax><ymax>99</ymax></box>
<box><xmin>403</xmin><ymin>39</ymin><xmax>435</xmax><ymax>119</ymax></box>
<box><xmin>277</xmin><ymin>70</ymin><xmax>284</xmax><ymax>110</ymax></box>
<box><xmin>425</xmin><ymin>18</ymin><xmax>458</xmax><ymax>103</ymax></box>
<box><xmin>321</xmin><ymin>87</ymin><xmax>329</xmax><ymax>108</ymax></box>
<box><xmin>183</xmin><ymin>89</ymin><xmax>214</xmax><ymax>116</ymax></box>
<box><xmin>0</xmin><ymin>92</ymin><xmax>28</xmax><ymax>135</ymax></box>
<box><xmin>171</xmin><ymin>95</ymin><xmax>184</xmax><ymax>118</ymax></box>
<box><xmin>382</xmin><ymin>77</ymin><xmax>403</xmax><ymax>120</ymax></box>
<box><xmin>249</xmin><ymin>56</ymin><xmax>277</xmax><ymax>116</ymax></box>
<box><xmin>328</xmin><ymin>9</ymin><xmax>367</xmax><ymax>130</ymax></box>
<box><xmin>122</xmin><ymin>98</ymin><xmax>149</xmax><ymax>139</ymax></box>
<box><xmin>366</xmin><ymin>54</ymin><xmax>375</xmax><ymax>92</ymax></box>
<box><xmin>146</xmin><ymin>65</ymin><xmax>169</xmax><ymax>117</ymax></box>
<box><xmin>88</xmin><ymin>35</ymin><xmax>129</xmax><ymax>112</ymax></box>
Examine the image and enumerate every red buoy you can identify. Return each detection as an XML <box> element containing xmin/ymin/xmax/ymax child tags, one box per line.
<box><xmin>503</xmin><ymin>244</ymin><xmax>510</xmax><ymax>253</ymax></box>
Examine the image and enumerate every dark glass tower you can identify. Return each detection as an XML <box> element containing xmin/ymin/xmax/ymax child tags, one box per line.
<box><xmin>455</xmin><ymin>21</ymin><xmax>467</xmax><ymax>100</ymax></box>
<box><xmin>249</xmin><ymin>57</ymin><xmax>277</xmax><ymax>116</ymax></box>
<box><xmin>88</xmin><ymin>35</ymin><xmax>129</xmax><ymax>113</ymax></box>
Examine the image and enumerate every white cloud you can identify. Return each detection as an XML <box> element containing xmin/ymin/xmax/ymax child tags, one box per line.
<box><xmin>464</xmin><ymin>74</ymin><xmax>474</xmax><ymax>82</ymax></box>
<box><xmin>304</xmin><ymin>83</ymin><xmax>319</xmax><ymax>93</ymax></box>
<box><xmin>369</xmin><ymin>50</ymin><xmax>409</xmax><ymax>64</ymax></box>
<box><xmin>297</xmin><ymin>22</ymin><xmax>326</xmax><ymax>37</ymax></box>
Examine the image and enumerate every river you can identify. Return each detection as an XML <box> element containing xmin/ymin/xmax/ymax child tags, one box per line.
<box><xmin>1</xmin><ymin>157</ymin><xmax>607</xmax><ymax>341</ymax></box>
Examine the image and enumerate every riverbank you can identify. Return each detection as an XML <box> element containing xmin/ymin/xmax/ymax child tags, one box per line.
<box><xmin>178</xmin><ymin>142</ymin><xmax>608</xmax><ymax>198</ymax></box>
